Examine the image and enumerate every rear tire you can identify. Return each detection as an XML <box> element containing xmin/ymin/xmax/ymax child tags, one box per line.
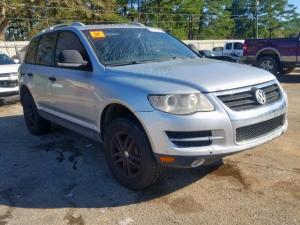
<box><xmin>103</xmin><ymin>118</ymin><xmax>163</xmax><ymax>190</ymax></box>
<box><xmin>257</xmin><ymin>56</ymin><xmax>279</xmax><ymax>75</ymax></box>
<box><xmin>22</xmin><ymin>92</ymin><xmax>51</xmax><ymax>135</ymax></box>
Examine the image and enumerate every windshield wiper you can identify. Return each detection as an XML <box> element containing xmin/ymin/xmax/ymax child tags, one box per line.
<box><xmin>106</xmin><ymin>56</ymin><xmax>193</xmax><ymax>67</ymax></box>
<box><xmin>105</xmin><ymin>61</ymin><xmax>140</xmax><ymax>67</ymax></box>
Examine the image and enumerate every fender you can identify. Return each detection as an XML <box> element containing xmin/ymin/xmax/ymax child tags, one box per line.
<box><xmin>255</xmin><ymin>47</ymin><xmax>281</xmax><ymax>61</ymax></box>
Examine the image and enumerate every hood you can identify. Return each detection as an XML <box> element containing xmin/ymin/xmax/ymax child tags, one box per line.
<box><xmin>106</xmin><ymin>58</ymin><xmax>275</xmax><ymax>93</ymax></box>
<box><xmin>0</xmin><ymin>64</ymin><xmax>20</xmax><ymax>74</ymax></box>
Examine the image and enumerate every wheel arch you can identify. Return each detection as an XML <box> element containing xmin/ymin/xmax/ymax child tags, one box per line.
<box><xmin>100</xmin><ymin>103</ymin><xmax>147</xmax><ymax>140</ymax></box>
<box><xmin>19</xmin><ymin>85</ymin><xmax>32</xmax><ymax>105</ymax></box>
<box><xmin>256</xmin><ymin>48</ymin><xmax>281</xmax><ymax>63</ymax></box>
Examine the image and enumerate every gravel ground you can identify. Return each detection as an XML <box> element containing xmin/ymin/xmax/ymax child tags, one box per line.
<box><xmin>0</xmin><ymin>73</ymin><xmax>299</xmax><ymax>225</ymax></box>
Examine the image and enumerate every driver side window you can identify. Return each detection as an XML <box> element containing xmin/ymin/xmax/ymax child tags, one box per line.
<box><xmin>55</xmin><ymin>31</ymin><xmax>91</xmax><ymax>70</ymax></box>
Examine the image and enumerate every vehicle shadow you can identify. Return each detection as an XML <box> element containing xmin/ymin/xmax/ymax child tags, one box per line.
<box><xmin>0</xmin><ymin>115</ymin><xmax>222</xmax><ymax>209</ymax></box>
<box><xmin>278</xmin><ymin>73</ymin><xmax>300</xmax><ymax>83</ymax></box>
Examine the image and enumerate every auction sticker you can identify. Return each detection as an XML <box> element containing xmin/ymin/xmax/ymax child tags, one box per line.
<box><xmin>90</xmin><ymin>31</ymin><xmax>106</xmax><ymax>39</ymax></box>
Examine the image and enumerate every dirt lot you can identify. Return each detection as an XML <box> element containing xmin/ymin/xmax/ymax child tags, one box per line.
<box><xmin>0</xmin><ymin>74</ymin><xmax>299</xmax><ymax>225</ymax></box>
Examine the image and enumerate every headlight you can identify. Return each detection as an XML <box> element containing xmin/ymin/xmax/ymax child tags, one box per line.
<box><xmin>148</xmin><ymin>93</ymin><xmax>214</xmax><ymax>115</ymax></box>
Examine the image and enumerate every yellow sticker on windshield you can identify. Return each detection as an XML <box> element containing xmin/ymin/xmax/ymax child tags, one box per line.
<box><xmin>90</xmin><ymin>31</ymin><xmax>106</xmax><ymax>39</ymax></box>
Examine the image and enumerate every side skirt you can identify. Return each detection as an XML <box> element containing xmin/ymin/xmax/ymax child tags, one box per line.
<box><xmin>39</xmin><ymin>110</ymin><xmax>102</xmax><ymax>143</ymax></box>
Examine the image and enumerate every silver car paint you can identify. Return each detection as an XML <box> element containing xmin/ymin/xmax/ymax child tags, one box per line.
<box><xmin>0</xmin><ymin>64</ymin><xmax>20</xmax><ymax>95</ymax></box>
<box><xmin>19</xmin><ymin>24</ymin><xmax>288</xmax><ymax>159</ymax></box>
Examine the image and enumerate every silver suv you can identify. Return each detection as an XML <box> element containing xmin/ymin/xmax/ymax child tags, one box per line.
<box><xmin>19</xmin><ymin>23</ymin><xmax>288</xmax><ymax>190</ymax></box>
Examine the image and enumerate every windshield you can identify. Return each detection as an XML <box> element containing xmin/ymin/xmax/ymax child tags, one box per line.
<box><xmin>83</xmin><ymin>28</ymin><xmax>197</xmax><ymax>66</ymax></box>
<box><xmin>0</xmin><ymin>54</ymin><xmax>15</xmax><ymax>65</ymax></box>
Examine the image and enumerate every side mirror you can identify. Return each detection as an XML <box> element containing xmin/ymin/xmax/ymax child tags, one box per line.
<box><xmin>13</xmin><ymin>59</ymin><xmax>20</xmax><ymax>64</ymax></box>
<box><xmin>57</xmin><ymin>50</ymin><xmax>88</xmax><ymax>68</ymax></box>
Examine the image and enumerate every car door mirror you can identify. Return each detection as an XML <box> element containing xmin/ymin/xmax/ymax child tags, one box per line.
<box><xmin>57</xmin><ymin>50</ymin><xmax>88</xmax><ymax>68</ymax></box>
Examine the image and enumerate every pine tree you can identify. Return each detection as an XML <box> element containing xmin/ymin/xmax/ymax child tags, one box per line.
<box><xmin>259</xmin><ymin>0</ymin><xmax>299</xmax><ymax>38</ymax></box>
<box><xmin>199</xmin><ymin>0</ymin><xmax>234</xmax><ymax>39</ymax></box>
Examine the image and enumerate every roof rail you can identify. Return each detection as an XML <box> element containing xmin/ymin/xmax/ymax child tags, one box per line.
<box><xmin>71</xmin><ymin>22</ymin><xmax>85</xmax><ymax>27</ymax></box>
<box><xmin>130</xmin><ymin>22</ymin><xmax>145</xmax><ymax>27</ymax></box>
<box><xmin>42</xmin><ymin>23</ymin><xmax>67</xmax><ymax>32</ymax></box>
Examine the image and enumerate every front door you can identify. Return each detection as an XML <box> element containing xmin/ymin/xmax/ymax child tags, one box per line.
<box><xmin>50</xmin><ymin>31</ymin><xmax>98</xmax><ymax>130</ymax></box>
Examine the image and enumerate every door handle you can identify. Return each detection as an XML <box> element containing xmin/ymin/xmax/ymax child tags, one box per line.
<box><xmin>27</xmin><ymin>73</ymin><xmax>33</xmax><ymax>77</ymax></box>
<box><xmin>48</xmin><ymin>77</ymin><xmax>56</xmax><ymax>82</ymax></box>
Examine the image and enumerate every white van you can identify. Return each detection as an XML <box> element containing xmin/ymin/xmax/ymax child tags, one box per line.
<box><xmin>223</xmin><ymin>42</ymin><xmax>244</xmax><ymax>58</ymax></box>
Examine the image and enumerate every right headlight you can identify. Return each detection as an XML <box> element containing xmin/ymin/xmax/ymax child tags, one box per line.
<box><xmin>148</xmin><ymin>93</ymin><xmax>214</xmax><ymax>115</ymax></box>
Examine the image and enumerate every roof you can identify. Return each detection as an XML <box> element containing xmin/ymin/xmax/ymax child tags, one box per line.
<box><xmin>41</xmin><ymin>22</ymin><xmax>148</xmax><ymax>33</ymax></box>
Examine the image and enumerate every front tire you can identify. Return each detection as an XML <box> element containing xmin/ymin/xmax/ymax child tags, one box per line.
<box><xmin>22</xmin><ymin>92</ymin><xmax>51</xmax><ymax>135</ymax></box>
<box><xmin>103</xmin><ymin>118</ymin><xmax>163</xmax><ymax>190</ymax></box>
<box><xmin>257</xmin><ymin>56</ymin><xmax>279</xmax><ymax>75</ymax></box>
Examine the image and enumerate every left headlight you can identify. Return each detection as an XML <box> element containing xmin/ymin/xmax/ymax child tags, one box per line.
<box><xmin>148</xmin><ymin>93</ymin><xmax>214</xmax><ymax>115</ymax></box>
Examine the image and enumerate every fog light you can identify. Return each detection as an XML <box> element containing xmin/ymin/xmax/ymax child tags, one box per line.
<box><xmin>191</xmin><ymin>159</ymin><xmax>205</xmax><ymax>168</ymax></box>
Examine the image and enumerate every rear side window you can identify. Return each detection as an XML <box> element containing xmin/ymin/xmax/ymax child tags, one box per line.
<box><xmin>36</xmin><ymin>33</ymin><xmax>57</xmax><ymax>66</ymax></box>
<box><xmin>234</xmin><ymin>43</ymin><xmax>243</xmax><ymax>50</ymax></box>
<box><xmin>55</xmin><ymin>31</ymin><xmax>89</xmax><ymax>64</ymax></box>
<box><xmin>25</xmin><ymin>38</ymin><xmax>39</xmax><ymax>64</ymax></box>
<box><xmin>225</xmin><ymin>43</ymin><xmax>232</xmax><ymax>50</ymax></box>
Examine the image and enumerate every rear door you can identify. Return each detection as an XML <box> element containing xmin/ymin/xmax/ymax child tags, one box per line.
<box><xmin>224</xmin><ymin>43</ymin><xmax>233</xmax><ymax>56</ymax></box>
<box><xmin>233</xmin><ymin>42</ymin><xmax>243</xmax><ymax>57</ymax></box>
<box><xmin>20</xmin><ymin>33</ymin><xmax>57</xmax><ymax>109</ymax></box>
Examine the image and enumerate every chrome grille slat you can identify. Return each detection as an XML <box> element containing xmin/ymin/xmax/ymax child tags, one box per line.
<box><xmin>219</xmin><ymin>92</ymin><xmax>253</xmax><ymax>102</ymax></box>
<box><xmin>266</xmin><ymin>91</ymin><xmax>279</xmax><ymax>100</ymax></box>
<box><xmin>226</xmin><ymin>99</ymin><xmax>256</xmax><ymax>108</ymax></box>
<box><xmin>261</xmin><ymin>85</ymin><xmax>278</xmax><ymax>93</ymax></box>
<box><xmin>217</xmin><ymin>83</ymin><xmax>281</xmax><ymax>111</ymax></box>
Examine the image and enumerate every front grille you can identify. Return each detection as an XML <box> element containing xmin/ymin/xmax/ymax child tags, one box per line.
<box><xmin>0</xmin><ymin>73</ymin><xmax>18</xmax><ymax>78</ymax></box>
<box><xmin>217</xmin><ymin>83</ymin><xmax>281</xmax><ymax>111</ymax></box>
<box><xmin>236</xmin><ymin>115</ymin><xmax>284</xmax><ymax>142</ymax></box>
<box><xmin>166</xmin><ymin>131</ymin><xmax>212</xmax><ymax>148</ymax></box>
<box><xmin>0</xmin><ymin>80</ymin><xmax>18</xmax><ymax>88</ymax></box>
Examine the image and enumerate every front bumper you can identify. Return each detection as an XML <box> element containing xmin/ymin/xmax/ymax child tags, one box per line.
<box><xmin>0</xmin><ymin>87</ymin><xmax>19</xmax><ymax>100</ymax></box>
<box><xmin>136</xmin><ymin>80</ymin><xmax>288</xmax><ymax>168</ymax></box>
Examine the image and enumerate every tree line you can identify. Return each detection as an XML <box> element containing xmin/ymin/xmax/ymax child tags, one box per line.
<box><xmin>0</xmin><ymin>0</ymin><xmax>299</xmax><ymax>41</ymax></box>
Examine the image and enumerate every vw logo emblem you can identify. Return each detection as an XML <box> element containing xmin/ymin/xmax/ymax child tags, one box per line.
<box><xmin>255</xmin><ymin>89</ymin><xmax>266</xmax><ymax>105</ymax></box>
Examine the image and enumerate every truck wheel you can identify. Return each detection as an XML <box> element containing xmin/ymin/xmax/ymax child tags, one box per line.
<box><xmin>257</xmin><ymin>56</ymin><xmax>279</xmax><ymax>75</ymax></box>
<box><xmin>280</xmin><ymin>66</ymin><xmax>295</xmax><ymax>75</ymax></box>
<box><xmin>22</xmin><ymin>92</ymin><xmax>51</xmax><ymax>135</ymax></box>
<box><xmin>103</xmin><ymin>118</ymin><xmax>164</xmax><ymax>190</ymax></box>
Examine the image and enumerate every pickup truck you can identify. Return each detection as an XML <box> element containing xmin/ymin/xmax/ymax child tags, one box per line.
<box><xmin>243</xmin><ymin>35</ymin><xmax>299</xmax><ymax>75</ymax></box>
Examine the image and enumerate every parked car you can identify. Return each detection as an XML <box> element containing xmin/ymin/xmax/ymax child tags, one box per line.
<box><xmin>223</xmin><ymin>42</ymin><xmax>244</xmax><ymax>58</ymax></box>
<box><xmin>19</xmin><ymin>23</ymin><xmax>288</xmax><ymax>190</ymax></box>
<box><xmin>243</xmin><ymin>34</ymin><xmax>300</xmax><ymax>75</ymax></box>
<box><xmin>212</xmin><ymin>47</ymin><xmax>224</xmax><ymax>56</ymax></box>
<box><xmin>199</xmin><ymin>50</ymin><xmax>239</xmax><ymax>62</ymax></box>
<box><xmin>0</xmin><ymin>53</ymin><xmax>20</xmax><ymax>104</ymax></box>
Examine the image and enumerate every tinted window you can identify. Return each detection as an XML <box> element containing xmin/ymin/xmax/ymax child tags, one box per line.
<box><xmin>234</xmin><ymin>43</ymin><xmax>243</xmax><ymax>50</ymax></box>
<box><xmin>213</xmin><ymin>47</ymin><xmax>223</xmax><ymax>51</ymax></box>
<box><xmin>225</xmin><ymin>43</ymin><xmax>232</xmax><ymax>50</ymax></box>
<box><xmin>83</xmin><ymin>28</ymin><xmax>197</xmax><ymax>66</ymax></box>
<box><xmin>36</xmin><ymin>33</ymin><xmax>57</xmax><ymax>66</ymax></box>
<box><xmin>55</xmin><ymin>31</ymin><xmax>89</xmax><ymax>64</ymax></box>
<box><xmin>0</xmin><ymin>54</ymin><xmax>15</xmax><ymax>65</ymax></box>
<box><xmin>25</xmin><ymin>37</ymin><xmax>39</xmax><ymax>64</ymax></box>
